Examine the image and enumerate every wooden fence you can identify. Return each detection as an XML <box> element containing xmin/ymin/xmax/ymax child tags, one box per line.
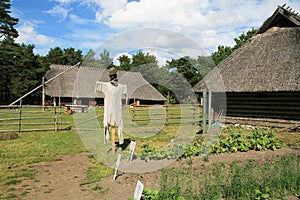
<box><xmin>0</xmin><ymin>104</ymin><xmax>204</xmax><ymax>133</ymax></box>
<box><xmin>0</xmin><ymin>105</ymin><xmax>70</xmax><ymax>133</ymax></box>
<box><xmin>130</xmin><ymin>104</ymin><xmax>202</xmax><ymax>126</ymax></box>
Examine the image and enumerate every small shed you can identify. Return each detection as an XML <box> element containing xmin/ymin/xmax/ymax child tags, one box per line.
<box><xmin>44</xmin><ymin>65</ymin><xmax>166</xmax><ymax>106</ymax></box>
<box><xmin>193</xmin><ymin>5</ymin><xmax>300</xmax><ymax>128</ymax></box>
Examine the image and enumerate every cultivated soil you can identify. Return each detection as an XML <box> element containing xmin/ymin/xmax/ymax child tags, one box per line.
<box><xmin>4</xmin><ymin>147</ymin><xmax>300</xmax><ymax>200</ymax></box>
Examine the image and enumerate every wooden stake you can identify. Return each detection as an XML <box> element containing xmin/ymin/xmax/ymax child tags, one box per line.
<box><xmin>111</xmin><ymin>126</ymin><xmax>116</xmax><ymax>154</ymax></box>
<box><xmin>42</xmin><ymin>76</ymin><xmax>45</xmax><ymax>112</ymax></box>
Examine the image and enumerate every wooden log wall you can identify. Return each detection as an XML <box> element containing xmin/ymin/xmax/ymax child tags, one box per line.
<box><xmin>224</xmin><ymin>91</ymin><xmax>300</xmax><ymax>121</ymax></box>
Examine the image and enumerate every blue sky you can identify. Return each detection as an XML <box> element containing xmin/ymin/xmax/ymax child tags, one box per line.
<box><xmin>11</xmin><ymin>0</ymin><xmax>300</xmax><ymax>63</ymax></box>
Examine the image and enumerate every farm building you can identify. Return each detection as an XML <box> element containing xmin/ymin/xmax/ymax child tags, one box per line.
<box><xmin>44</xmin><ymin>64</ymin><xmax>166</xmax><ymax>106</ymax></box>
<box><xmin>193</xmin><ymin>5</ymin><xmax>300</xmax><ymax>128</ymax></box>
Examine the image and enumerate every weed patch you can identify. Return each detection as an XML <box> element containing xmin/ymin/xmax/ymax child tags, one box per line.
<box><xmin>142</xmin><ymin>154</ymin><xmax>300</xmax><ymax>200</ymax></box>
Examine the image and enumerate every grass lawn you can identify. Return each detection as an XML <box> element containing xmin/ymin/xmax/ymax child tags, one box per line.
<box><xmin>0</xmin><ymin>106</ymin><xmax>299</xmax><ymax>199</ymax></box>
<box><xmin>0</xmin><ymin>130</ymin><xmax>87</xmax><ymax>185</ymax></box>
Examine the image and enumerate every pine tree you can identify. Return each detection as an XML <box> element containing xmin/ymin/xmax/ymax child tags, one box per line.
<box><xmin>0</xmin><ymin>0</ymin><xmax>18</xmax><ymax>39</ymax></box>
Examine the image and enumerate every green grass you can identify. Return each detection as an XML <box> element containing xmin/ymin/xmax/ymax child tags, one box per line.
<box><xmin>0</xmin><ymin>129</ymin><xmax>87</xmax><ymax>199</ymax></box>
<box><xmin>6</xmin><ymin>193</ymin><xmax>17</xmax><ymax>199</ymax></box>
<box><xmin>80</xmin><ymin>156</ymin><xmax>114</xmax><ymax>186</ymax></box>
<box><xmin>144</xmin><ymin>154</ymin><xmax>300</xmax><ymax>200</ymax></box>
<box><xmin>0</xmin><ymin>106</ymin><xmax>72</xmax><ymax>132</ymax></box>
<box><xmin>0</xmin><ymin>106</ymin><xmax>299</xmax><ymax>199</ymax></box>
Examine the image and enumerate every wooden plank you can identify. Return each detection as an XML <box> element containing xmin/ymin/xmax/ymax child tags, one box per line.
<box><xmin>0</xmin><ymin>122</ymin><xmax>70</xmax><ymax>126</ymax></box>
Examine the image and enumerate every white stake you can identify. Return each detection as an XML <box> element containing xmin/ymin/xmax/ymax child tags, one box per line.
<box><xmin>134</xmin><ymin>180</ymin><xmax>144</xmax><ymax>200</ymax></box>
<box><xmin>113</xmin><ymin>154</ymin><xmax>121</xmax><ymax>181</ymax></box>
<box><xmin>128</xmin><ymin>141</ymin><xmax>136</xmax><ymax>162</ymax></box>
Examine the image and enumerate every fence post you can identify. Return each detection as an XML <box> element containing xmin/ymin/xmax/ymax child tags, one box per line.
<box><xmin>202</xmin><ymin>91</ymin><xmax>207</xmax><ymax>134</ymax></box>
<box><xmin>132</xmin><ymin>104</ymin><xmax>135</xmax><ymax>122</ymax></box>
<box><xmin>208</xmin><ymin>91</ymin><xmax>212</xmax><ymax>134</ymax></box>
<box><xmin>193</xmin><ymin>104</ymin><xmax>196</xmax><ymax>125</ymax></box>
<box><xmin>18</xmin><ymin>100</ymin><xmax>22</xmax><ymax>133</ymax></box>
<box><xmin>59</xmin><ymin>105</ymin><xmax>62</xmax><ymax>130</ymax></box>
<box><xmin>165</xmin><ymin>104</ymin><xmax>169</xmax><ymax>126</ymax></box>
<box><xmin>54</xmin><ymin>106</ymin><xmax>57</xmax><ymax>131</ymax></box>
<box><xmin>42</xmin><ymin>76</ymin><xmax>45</xmax><ymax>112</ymax></box>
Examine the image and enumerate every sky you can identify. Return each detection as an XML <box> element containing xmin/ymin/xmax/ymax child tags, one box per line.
<box><xmin>11</xmin><ymin>0</ymin><xmax>300</xmax><ymax>64</ymax></box>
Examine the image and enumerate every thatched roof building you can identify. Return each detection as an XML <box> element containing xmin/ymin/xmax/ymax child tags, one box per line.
<box><xmin>44</xmin><ymin>65</ymin><xmax>166</xmax><ymax>105</ymax></box>
<box><xmin>194</xmin><ymin>27</ymin><xmax>300</xmax><ymax>93</ymax></box>
<box><xmin>193</xmin><ymin>5</ymin><xmax>300</xmax><ymax>127</ymax></box>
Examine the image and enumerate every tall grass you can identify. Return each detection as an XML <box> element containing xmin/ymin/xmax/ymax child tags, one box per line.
<box><xmin>156</xmin><ymin>154</ymin><xmax>300</xmax><ymax>200</ymax></box>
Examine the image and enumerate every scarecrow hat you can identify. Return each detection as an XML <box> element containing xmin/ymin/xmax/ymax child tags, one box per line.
<box><xmin>108</xmin><ymin>67</ymin><xmax>117</xmax><ymax>76</ymax></box>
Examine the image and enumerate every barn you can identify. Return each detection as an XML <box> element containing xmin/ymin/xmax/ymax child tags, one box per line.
<box><xmin>44</xmin><ymin>64</ymin><xmax>166</xmax><ymax>106</ymax></box>
<box><xmin>193</xmin><ymin>5</ymin><xmax>300</xmax><ymax>128</ymax></box>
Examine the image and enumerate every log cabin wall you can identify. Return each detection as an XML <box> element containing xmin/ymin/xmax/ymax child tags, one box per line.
<box><xmin>225</xmin><ymin>91</ymin><xmax>300</xmax><ymax>121</ymax></box>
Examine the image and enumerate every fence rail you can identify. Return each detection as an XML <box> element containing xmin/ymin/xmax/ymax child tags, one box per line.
<box><xmin>130</xmin><ymin>104</ymin><xmax>202</xmax><ymax>126</ymax></box>
<box><xmin>0</xmin><ymin>104</ymin><xmax>205</xmax><ymax>133</ymax></box>
<box><xmin>0</xmin><ymin>105</ymin><xmax>69</xmax><ymax>133</ymax></box>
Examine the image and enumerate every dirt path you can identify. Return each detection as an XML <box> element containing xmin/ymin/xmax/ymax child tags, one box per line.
<box><xmin>6</xmin><ymin>147</ymin><xmax>300</xmax><ymax>200</ymax></box>
<box><xmin>12</xmin><ymin>153</ymin><xmax>101</xmax><ymax>200</ymax></box>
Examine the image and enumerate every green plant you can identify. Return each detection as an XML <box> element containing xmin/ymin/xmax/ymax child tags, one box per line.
<box><xmin>153</xmin><ymin>154</ymin><xmax>299</xmax><ymax>199</ymax></box>
<box><xmin>247</xmin><ymin>128</ymin><xmax>282</xmax><ymax>151</ymax></box>
<box><xmin>254</xmin><ymin>189</ymin><xmax>270</xmax><ymax>200</ymax></box>
<box><xmin>20</xmin><ymin>191</ymin><xmax>29</xmax><ymax>196</ymax></box>
<box><xmin>211</xmin><ymin>128</ymin><xmax>282</xmax><ymax>154</ymax></box>
<box><xmin>6</xmin><ymin>193</ymin><xmax>17</xmax><ymax>199</ymax></box>
<box><xmin>139</xmin><ymin>143</ymin><xmax>187</xmax><ymax>161</ymax></box>
<box><xmin>6</xmin><ymin>188</ymin><xmax>16</xmax><ymax>192</ymax></box>
<box><xmin>183</xmin><ymin>142</ymin><xmax>201</xmax><ymax>158</ymax></box>
<box><xmin>212</xmin><ymin>129</ymin><xmax>251</xmax><ymax>153</ymax></box>
<box><xmin>92</xmin><ymin>185</ymin><xmax>103</xmax><ymax>191</ymax></box>
<box><xmin>80</xmin><ymin>159</ymin><xmax>113</xmax><ymax>186</ymax></box>
<box><xmin>5</xmin><ymin>179</ymin><xmax>21</xmax><ymax>185</ymax></box>
<box><xmin>142</xmin><ymin>188</ymin><xmax>159</xmax><ymax>200</ymax></box>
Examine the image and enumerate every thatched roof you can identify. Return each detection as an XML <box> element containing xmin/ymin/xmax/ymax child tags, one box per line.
<box><xmin>194</xmin><ymin>5</ymin><xmax>300</xmax><ymax>93</ymax></box>
<box><xmin>257</xmin><ymin>5</ymin><xmax>300</xmax><ymax>34</ymax></box>
<box><xmin>193</xmin><ymin>27</ymin><xmax>300</xmax><ymax>92</ymax></box>
<box><xmin>44</xmin><ymin>65</ymin><xmax>167</xmax><ymax>101</ymax></box>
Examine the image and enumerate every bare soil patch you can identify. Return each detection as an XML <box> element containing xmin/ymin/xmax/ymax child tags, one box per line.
<box><xmin>7</xmin><ymin>147</ymin><xmax>300</xmax><ymax>200</ymax></box>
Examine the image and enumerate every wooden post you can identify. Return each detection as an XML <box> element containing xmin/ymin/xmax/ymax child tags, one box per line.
<box><xmin>208</xmin><ymin>91</ymin><xmax>212</xmax><ymax>134</ymax></box>
<box><xmin>165</xmin><ymin>104</ymin><xmax>169</xmax><ymax>126</ymax></box>
<box><xmin>202</xmin><ymin>91</ymin><xmax>207</xmax><ymax>134</ymax></box>
<box><xmin>42</xmin><ymin>76</ymin><xmax>45</xmax><ymax>112</ymax></box>
<box><xmin>132</xmin><ymin>104</ymin><xmax>135</xmax><ymax>122</ymax></box>
<box><xmin>193</xmin><ymin>104</ymin><xmax>196</xmax><ymax>125</ymax></box>
<box><xmin>54</xmin><ymin>106</ymin><xmax>57</xmax><ymax>132</ymax></box>
<box><xmin>111</xmin><ymin>126</ymin><xmax>116</xmax><ymax>154</ymax></box>
<box><xmin>18</xmin><ymin>99</ymin><xmax>22</xmax><ymax>133</ymax></box>
<box><xmin>59</xmin><ymin>96</ymin><xmax>62</xmax><ymax>130</ymax></box>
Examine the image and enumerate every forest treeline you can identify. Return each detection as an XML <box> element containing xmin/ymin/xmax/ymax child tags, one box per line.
<box><xmin>0</xmin><ymin>0</ymin><xmax>256</xmax><ymax>104</ymax></box>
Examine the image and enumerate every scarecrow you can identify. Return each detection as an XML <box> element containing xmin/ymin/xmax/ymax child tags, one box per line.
<box><xmin>96</xmin><ymin>67</ymin><xmax>127</xmax><ymax>153</ymax></box>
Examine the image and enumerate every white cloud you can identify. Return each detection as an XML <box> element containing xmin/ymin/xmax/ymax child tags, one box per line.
<box><xmin>92</xmin><ymin>0</ymin><xmax>127</xmax><ymax>22</ymax></box>
<box><xmin>46</xmin><ymin>5</ymin><xmax>70</xmax><ymax>22</ymax></box>
<box><xmin>14</xmin><ymin>0</ymin><xmax>300</xmax><ymax>58</ymax></box>
<box><xmin>105</xmin><ymin>0</ymin><xmax>209</xmax><ymax>29</ymax></box>
<box><xmin>69</xmin><ymin>14</ymin><xmax>90</xmax><ymax>24</ymax></box>
<box><xmin>16</xmin><ymin>21</ymin><xmax>55</xmax><ymax>46</ymax></box>
<box><xmin>89</xmin><ymin>0</ymin><xmax>300</xmax><ymax>54</ymax></box>
<box><xmin>51</xmin><ymin>0</ymin><xmax>79</xmax><ymax>5</ymax></box>
<box><xmin>113</xmin><ymin>52</ymin><xmax>133</xmax><ymax>65</ymax></box>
